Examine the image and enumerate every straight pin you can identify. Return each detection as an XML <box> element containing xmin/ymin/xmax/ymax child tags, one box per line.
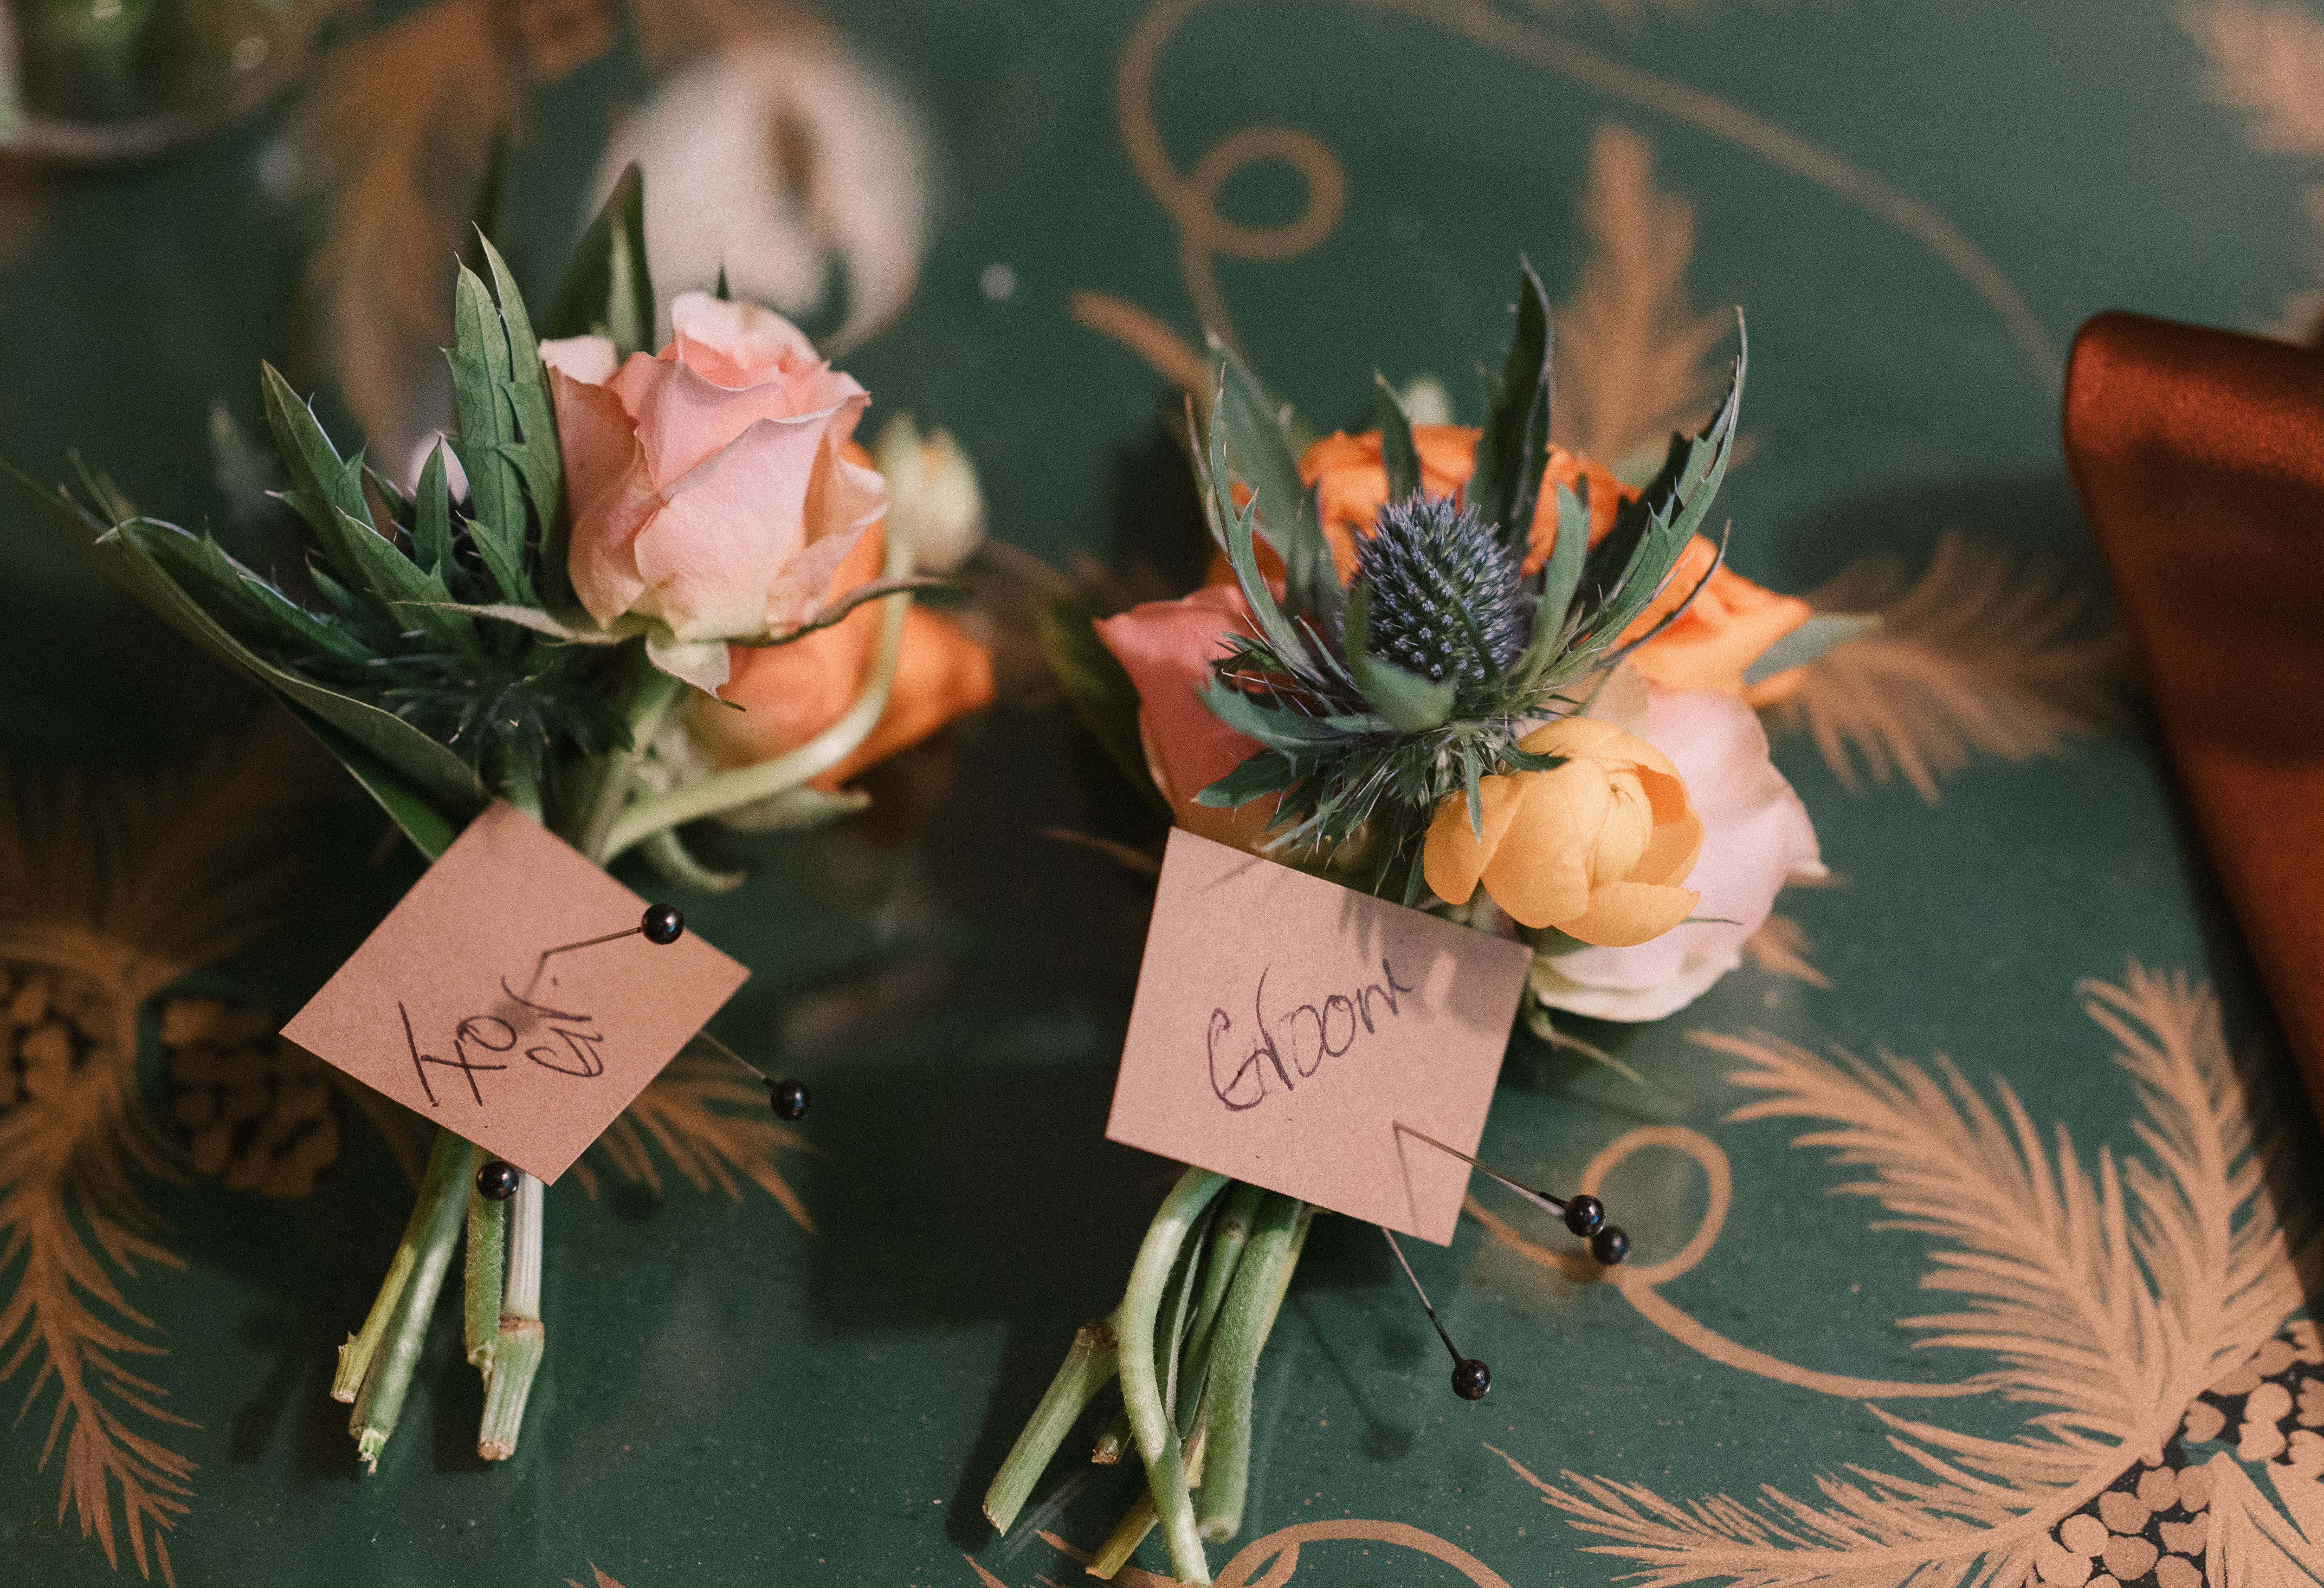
<box><xmin>527</xmin><ymin>903</ymin><xmax>685</xmax><ymax>993</ymax></box>
<box><xmin>1379</xmin><ymin>1225</ymin><xmax>1490</xmax><ymax>1400</ymax></box>
<box><xmin>1394</xmin><ymin>1121</ymin><xmax>1628</xmax><ymax>1264</ymax></box>
<box><xmin>690</xmin><ymin>1029</ymin><xmax>811</xmax><ymax>1121</ymax></box>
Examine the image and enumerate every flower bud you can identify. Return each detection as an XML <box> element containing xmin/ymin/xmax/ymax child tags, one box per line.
<box><xmin>874</xmin><ymin>415</ymin><xmax>985</xmax><ymax>574</ymax></box>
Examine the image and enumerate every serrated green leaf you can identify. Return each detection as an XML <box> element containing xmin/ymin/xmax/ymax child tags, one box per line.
<box><xmin>258</xmin><ymin>362</ymin><xmax>391</xmax><ymax>613</ymax></box>
<box><xmin>90</xmin><ymin>518</ymin><xmax>487</xmax><ymax>842</ymax></box>
<box><xmin>0</xmin><ymin>455</ymin><xmax>110</xmax><ymax>544</ymax></box>
<box><xmin>1198</xmin><ymin>369</ymin><xmax>1327</xmax><ymax>685</ymax></box>
<box><xmin>1038</xmin><ymin>595</ymin><xmax>1174</xmax><ymax>821</ymax></box>
<box><xmin>1198</xmin><ymin>682</ymin><xmax>1385</xmax><ymax>749</ymax></box>
<box><xmin>363</xmin><ymin>463</ymin><xmax>415</xmax><ymax>533</ymax></box>
<box><xmin>1193</xmin><ymin>747</ymin><xmax>1302</xmax><ymax>809</ymax></box>
<box><xmin>1459</xmin><ymin>736</ymin><xmax>1483</xmax><ymax>839</ymax></box>
<box><xmin>1516</xmin><ymin>480</ymin><xmax>1592</xmax><ymax>686</ymax></box>
<box><xmin>1373</xmin><ymin>372</ymin><xmax>1420</xmax><ymax>505</ymax></box>
<box><xmin>1208</xmin><ymin>344</ymin><xmax>1339</xmax><ymax>634</ymax></box>
<box><xmin>1472</xmin><ymin>260</ymin><xmax>1554</xmax><ymax>554</ymax></box>
<box><xmin>448</xmin><ymin>235</ymin><xmax>564</xmax><ymax>608</ymax></box>
<box><xmin>329</xmin><ymin>507</ymin><xmax>478</xmax><ymax>659</ymax></box>
<box><xmin>1343</xmin><ymin>584</ymin><xmax>1454</xmax><ymax>732</ymax></box>
<box><xmin>281</xmin><ymin>698</ymin><xmax>463</xmax><ymax>861</ymax></box>
<box><xmin>412</xmin><ymin>442</ymin><xmax>454</xmax><ymax>579</ymax></box>
<box><xmin>547</xmin><ymin>163</ymin><xmax>656</xmax><ymax>360</ymax></box>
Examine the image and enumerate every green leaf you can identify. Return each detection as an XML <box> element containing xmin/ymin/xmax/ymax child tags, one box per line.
<box><xmin>258</xmin><ymin>361</ymin><xmax>390</xmax><ymax>612</ymax></box>
<box><xmin>1373</xmin><ymin>372</ymin><xmax>1420</xmax><ymax>504</ymax></box>
<box><xmin>328</xmin><ymin>506</ymin><xmax>479</xmax><ymax>659</ymax></box>
<box><xmin>1743</xmin><ymin>611</ymin><xmax>1879</xmax><ymax>684</ymax></box>
<box><xmin>1571</xmin><ymin>315</ymin><xmax>1746</xmax><ymax>654</ymax></box>
<box><xmin>1193</xmin><ymin>747</ymin><xmax>1302</xmax><ymax>810</ymax></box>
<box><xmin>546</xmin><ymin>163</ymin><xmax>656</xmax><ymax>360</ymax></box>
<box><xmin>1198</xmin><ymin>682</ymin><xmax>1384</xmax><ymax>750</ymax></box>
<box><xmin>363</xmin><ymin>463</ymin><xmax>416</xmax><ymax>534</ymax></box>
<box><xmin>1471</xmin><ymin>260</ymin><xmax>1554</xmax><ymax>555</ymax></box>
<box><xmin>1196</xmin><ymin>369</ymin><xmax>1327</xmax><ymax>685</ymax></box>
<box><xmin>1343</xmin><ymin>584</ymin><xmax>1454</xmax><ymax>732</ymax></box>
<box><xmin>90</xmin><ymin>517</ymin><xmax>488</xmax><ymax>842</ymax></box>
<box><xmin>448</xmin><ymin>234</ymin><xmax>565</xmax><ymax>607</ymax></box>
<box><xmin>412</xmin><ymin>442</ymin><xmax>454</xmax><ymax>578</ymax></box>
<box><xmin>1038</xmin><ymin>595</ymin><xmax>1174</xmax><ymax>821</ymax></box>
<box><xmin>0</xmin><ymin>455</ymin><xmax>110</xmax><ymax>544</ymax></box>
<box><xmin>1208</xmin><ymin>344</ymin><xmax>1339</xmax><ymax>634</ymax></box>
<box><xmin>1515</xmin><ymin>479</ymin><xmax>1592</xmax><ymax>685</ymax></box>
<box><xmin>1459</xmin><ymin>736</ymin><xmax>1483</xmax><ymax>839</ymax></box>
<box><xmin>281</xmin><ymin>698</ymin><xmax>465</xmax><ymax>862</ymax></box>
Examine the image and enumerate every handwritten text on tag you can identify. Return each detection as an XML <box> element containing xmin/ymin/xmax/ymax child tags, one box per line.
<box><xmin>283</xmin><ymin>802</ymin><xmax>748</xmax><ymax>1183</ymax></box>
<box><xmin>1105</xmin><ymin>829</ymin><xmax>1529</xmax><ymax>1244</ymax></box>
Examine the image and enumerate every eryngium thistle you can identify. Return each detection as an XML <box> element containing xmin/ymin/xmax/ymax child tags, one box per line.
<box><xmin>1353</xmin><ymin>492</ymin><xmax>1530</xmax><ymax>696</ymax></box>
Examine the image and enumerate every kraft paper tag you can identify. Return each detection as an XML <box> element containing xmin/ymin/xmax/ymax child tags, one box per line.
<box><xmin>1105</xmin><ymin>828</ymin><xmax>1530</xmax><ymax>1244</ymax></box>
<box><xmin>283</xmin><ymin>801</ymin><xmax>749</xmax><ymax>1184</ymax></box>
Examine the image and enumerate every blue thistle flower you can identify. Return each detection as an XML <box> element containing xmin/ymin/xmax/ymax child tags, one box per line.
<box><xmin>1351</xmin><ymin>493</ymin><xmax>1530</xmax><ymax>699</ymax></box>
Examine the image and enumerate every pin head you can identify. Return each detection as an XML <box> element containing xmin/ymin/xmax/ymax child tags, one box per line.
<box><xmin>1452</xmin><ymin>1358</ymin><xmax>1491</xmax><ymax>1400</ymax></box>
<box><xmin>477</xmin><ymin>1160</ymin><xmax>521</xmax><ymax>1201</ymax></box>
<box><xmin>768</xmin><ymin>1078</ymin><xmax>811</xmax><ymax>1120</ymax></box>
<box><xmin>1590</xmin><ymin>1225</ymin><xmax>1630</xmax><ymax>1266</ymax></box>
<box><xmin>1562</xmin><ymin>1193</ymin><xmax>1605</xmax><ymax>1238</ymax></box>
<box><xmin>642</xmin><ymin>904</ymin><xmax>685</xmax><ymax>946</ymax></box>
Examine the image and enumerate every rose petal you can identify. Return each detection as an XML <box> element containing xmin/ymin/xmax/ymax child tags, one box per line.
<box><xmin>539</xmin><ymin>334</ymin><xmax>622</xmax><ymax>386</ymax></box>
<box><xmin>550</xmin><ymin>368</ymin><xmax>663</xmax><ymax>625</ymax></box>
<box><xmin>636</xmin><ymin>413</ymin><xmax>838</xmax><ymax>640</ymax></box>
<box><xmin>666</xmin><ymin>292</ymin><xmax>823</xmax><ymax>385</ymax></box>
<box><xmin>1095</xmin><ymin>587</ymin><xmax>1276</xmax><ymax>834</ymax></box>
<box><xmin>611</xmin><ymin>351</ymin><xmax>869</xmax><ymax>485</ymax></box>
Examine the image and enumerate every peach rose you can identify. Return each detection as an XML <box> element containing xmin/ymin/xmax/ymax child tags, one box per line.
<box><xmin>1422</xmin><ymin>717</ymin><xmax>1703</xmax><ymax>945</ymax></box>
<box><xmin>540</xmin><ymin>292</ymin><xmax>887</xmax><ymax>692</ymax></box>
<box><xmin>1529</xmin><ymin>686</ymin><xmax>1823</xmax><ymax>1019</ymax></box>
<box><xmin>688</xmin><ymin>519</ymin><xmax>994</xmax><ymax>790</ymax></box>
<box><xmin>1092</xmin><ymin>586</ymin><xmax>1284</xmax><ymax>852</ymax></box>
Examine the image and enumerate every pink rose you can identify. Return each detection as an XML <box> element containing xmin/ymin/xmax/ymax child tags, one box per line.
<box><xmin>1093</xmin><ymin>586</ymin><xmax>1285</xmax><ymax>852</ymax></box>
<box><xmin>1530</xmin><ymin>686</ymin><xmax>1824</xmax><ymax>1021</ymax></box>
<box><xmin>539</xmin><ymin>292</ymin><xmax>887</xmax><ymax>691</ymax></box>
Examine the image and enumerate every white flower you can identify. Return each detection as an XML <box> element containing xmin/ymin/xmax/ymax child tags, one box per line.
<box><xmin>1531</xmin><ymin>685</ymin><xmax>1823</xmax><ymax>1022</ymax></box>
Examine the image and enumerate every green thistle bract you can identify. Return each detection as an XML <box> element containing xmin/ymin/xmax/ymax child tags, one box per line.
<box><xmin>1354</xmin><ymin>492</ymin><xmax>1529</xmax><ymax>704</ymax></box>
<box><xmin>1188</xmin><ymin>261</ymin><xmax>1748</xmax><ymax>905</ymax></box>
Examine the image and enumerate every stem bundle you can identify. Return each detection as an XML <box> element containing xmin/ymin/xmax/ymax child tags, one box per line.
<box><xmin>981</xmin><ymin>1170</ymin><xmax>1315</xmax><ymax>1586</ymax></box>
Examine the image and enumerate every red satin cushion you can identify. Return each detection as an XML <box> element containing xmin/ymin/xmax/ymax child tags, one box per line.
<box><xmin>2063</xmin><ymin>312</ymin><xmax>2324</xmax><ymax>1121</ymax></box>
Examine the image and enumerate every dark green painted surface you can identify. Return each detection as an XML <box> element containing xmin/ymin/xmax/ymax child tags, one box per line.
<box><xmin>3</xmin><ymin>3</ymin><xmax>2319</xmax><ymax>1585</ymax></box>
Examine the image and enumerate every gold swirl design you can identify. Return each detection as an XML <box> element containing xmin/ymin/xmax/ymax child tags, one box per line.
<box><xmin>1473</xmin><ymin>1124</ymin><xmax>1985</xmax><ymax>1400</ymax></box>
<box><xmin>1216</xmin><ymin>1519</ymin><xmax>1517</xmax><ymax>1588</ymax></box>
<box><xmin>1114</xmin><ymin>0</ymin><xmax>2059</xmax><ymax>384</ymax></box>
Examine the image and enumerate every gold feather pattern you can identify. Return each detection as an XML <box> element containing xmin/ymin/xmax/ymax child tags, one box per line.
<box><xmin>570</xmin><ymin>1055</ymin><xmax>815</xmax><ymax>1232</ymax></box>
<box><xmin>1769</xmin><ymin>533</ymin><xmax>2133</xmax><ymax>803</ymax></box>
<box><xmin>2179</xmin><ymin>0</ymin><xmax>2324</xmax><ymax>339</ymax></box>
<box><xmin>1741</xmin><ymin>914</ymin><xmax>1828</xmax><ymax>989</ymax></box>
<box><xmin>0</xmin><ymin>724</ymin><xmax>313</xmax><ymax>1585</ymax></box>
<box><xmin>1552</xmin><ymin>123</ymin><xmax>1734</xmax><ymax>477</ymax></box>
<box><xmin>1492</xmin><ymin>964</ymin><xmax>2323</xmax><ymax>1588</ymax></box>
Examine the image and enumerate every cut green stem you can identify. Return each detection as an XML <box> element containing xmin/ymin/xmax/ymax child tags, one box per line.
<box><xmin>463</xmin><ymin>1143</ymin><xmax>505</xmax><ymax>1380</ymax></box>
<box><xmin>478</xmin><ymin>1169</ymin><xmax>544</xmax><ymax>1460</ymax></box>
<box><xmin>346</xmin><ymin>1128</ymin><xmax>471</xmax><ymax>1471</ymax></box>
<box><xmin>983</xmin><ymin>1313</ymin><xmax>1121</xmax><ymax>1533</ymax></box>
<box><xmin>1195</xmin><ymin>1194</ymin><xmax>1305</xmax><ymax>1543</ymax></box>
<box><xmin>334</xmin><ymin>1127</ymin><xmax>469</xmax><ymax>1403</ymax></box>
<box><xmin>1119</xmin><ymin>1167</ymin><xmax>1229</xmax><ymax>1586</ymax></box>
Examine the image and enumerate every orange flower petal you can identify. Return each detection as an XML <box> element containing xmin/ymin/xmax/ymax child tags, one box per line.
<box><xmin>1558</xmin><ymin>882</ymin><xmax>1701</xmax><ymax>947</ymax></box>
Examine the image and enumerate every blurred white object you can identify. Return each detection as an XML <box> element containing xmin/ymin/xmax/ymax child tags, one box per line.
<box><xmin>592</xmin><ymin>38</ymin><xmax>929</xmax><ymax>353</ymax></box>
<box><xmin>874</xmin><ymin>414</ymin><xmax>985</xmax><ymax>575</ymax></box>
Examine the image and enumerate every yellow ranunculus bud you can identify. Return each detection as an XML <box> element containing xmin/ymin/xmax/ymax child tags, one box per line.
<box><xmin>1423</xmin><ymin>717</ymin><xmax>1704</xmax><ymax>946</ymax></box>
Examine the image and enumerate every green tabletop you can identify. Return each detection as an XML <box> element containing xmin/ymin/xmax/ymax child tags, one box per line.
<box><xmin>3</xmin><ymin>2</ymin><xmax>2320</xmax><ymax>1585</ymax></box>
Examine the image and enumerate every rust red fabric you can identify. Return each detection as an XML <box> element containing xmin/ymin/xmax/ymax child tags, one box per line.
<box><xmin>2063</xmin><ymin>311</ymin><xmax>2324</xmax><ymax>1123</ymax></box>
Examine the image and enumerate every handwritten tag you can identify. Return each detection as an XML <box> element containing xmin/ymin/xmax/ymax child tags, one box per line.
<box><xmin>1105</xmin><ymin>829</ymin><xmax>1530</xmax><ymax>1244</ymax></box>
<box><xmin>283</xmin><ymin>801</ymin><xmax>749</xmax><ymax>1184</ymax></box>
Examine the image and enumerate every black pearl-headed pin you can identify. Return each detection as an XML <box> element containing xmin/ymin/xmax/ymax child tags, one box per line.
<box><xmin>768</xmin><ymin>1078</ymin><xmax>811</xmax><ymax>1120</ymax></box>
<box><xmin>641</xmin><ymin>903</ymin><xmax>685</xmax><ymax>946</ymax></box>
<box><xmin>1381</xmin><ymin>1225</ymin><xmax>1490</xmax><ymax>1403</ymax></box>
<box><xmin>1562</xmin><ymin>1193</ymin><xmax>1606</xmax><ymax>1238</ymax></box>
<box><xmin>1590</xmin><ymin>1226</ymin><xmax>1631</xmax><ymax>1266</ymax></box>
<box><xmin>477</xmin><ymin>1160</ymin><xmax>521</xmax><ymax>1201</ymax></box>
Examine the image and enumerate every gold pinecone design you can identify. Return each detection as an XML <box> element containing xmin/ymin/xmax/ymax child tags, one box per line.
<box><xmin>161</xmin><ymin>997</ymin><xmax>339</xmax><ymax>1197</ymax></box>
<box><xmin>1</xmin><ymin>957</ymin><xmax>116</xmax><ymax>1111</ymax></box>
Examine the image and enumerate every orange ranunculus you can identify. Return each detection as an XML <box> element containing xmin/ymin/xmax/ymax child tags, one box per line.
<box><xmin>1422</xmin><ymin>717</ymin><xmax>1703</xmax><ymax>945</ymax></box>
<box><xmin>687</xmin><ymin>517</ymin><xmax>994</xmax><ymax>791</ymax></box>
